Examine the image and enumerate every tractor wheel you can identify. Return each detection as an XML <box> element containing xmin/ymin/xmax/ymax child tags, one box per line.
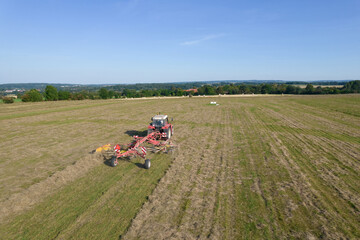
<box><xmin>144</xmin><ymin>159</ymin><xmax>151</xmax><ymax>169</ymax></box>
<box><xmin>110</xmin><ymin>156</ymin><xmax>118</xmax><ymax>167</ymax></box>
<box><xmin>167</xmin><ymin>128</ymin><xmax>171</xmax><ymax>139</ymax></box>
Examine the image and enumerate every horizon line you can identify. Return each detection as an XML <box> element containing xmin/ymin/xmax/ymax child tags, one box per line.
<box><xmin>0</xmin><ymin>79</ymin><xmax>356</xmax><ymax>86</ymax></box>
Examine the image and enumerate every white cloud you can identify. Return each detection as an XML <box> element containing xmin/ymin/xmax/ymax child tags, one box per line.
<box><xmin>180</xmin><ymin>34</ymin><xmax>225</xmax><ymax>46</ymax></box>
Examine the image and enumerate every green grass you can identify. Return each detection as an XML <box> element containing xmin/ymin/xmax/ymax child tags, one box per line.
<box><xmin>0</xmin><ymin>155</ymin><xmax>172</xmax><ymax>239</ymax></box>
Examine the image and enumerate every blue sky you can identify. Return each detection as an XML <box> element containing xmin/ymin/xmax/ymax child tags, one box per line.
<box><xmin>0</xmin><ymin>0</ymin><xmax>359</xmax><ymax>84</ymax></box>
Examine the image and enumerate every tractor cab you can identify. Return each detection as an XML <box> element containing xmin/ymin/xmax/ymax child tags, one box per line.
<box><xmin>151</xmin><ymin>115</ymin><xmax>168</xmax><ymax>128</ymax></box>
<box><xmin>148</xmin><ymin>114</ymin><xmax>173</xmax><ymax>139</ymax></box>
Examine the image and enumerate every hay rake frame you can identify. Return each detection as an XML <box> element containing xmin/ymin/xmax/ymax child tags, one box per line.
<box><xmin>110</xmin><ymin>131</ymin><xmax>174</xmax><ymax>169</ymax></box>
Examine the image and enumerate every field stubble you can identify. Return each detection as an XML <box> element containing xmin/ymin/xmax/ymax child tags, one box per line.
<box><xmin>0</xmin><ymin>95</ymin><xmax>359</xmax><ymax>239</ymax></box>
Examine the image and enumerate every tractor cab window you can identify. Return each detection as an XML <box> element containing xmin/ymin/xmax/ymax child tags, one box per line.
<box><xmin>153</xmin><ymin>119</ymin><xmax>164</xmax><ymax>127</ymax></box>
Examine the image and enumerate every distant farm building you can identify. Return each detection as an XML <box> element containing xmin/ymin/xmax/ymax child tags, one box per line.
<box><xmin>184</xmin><ymin>89</ymin><xmax>198</xmax><ymax>93</ymax></box>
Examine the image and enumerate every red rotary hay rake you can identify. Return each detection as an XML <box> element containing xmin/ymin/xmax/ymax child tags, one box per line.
<box><xmin>97</xmin><ymin>114</ymin><xmax>175</xmax><ymax>169</ymax></box>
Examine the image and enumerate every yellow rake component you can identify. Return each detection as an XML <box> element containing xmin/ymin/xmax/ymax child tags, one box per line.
<box><xmin>96</xmin><ymin>144</ymin><xmax>112</xmax><ymax>153</ymax></box>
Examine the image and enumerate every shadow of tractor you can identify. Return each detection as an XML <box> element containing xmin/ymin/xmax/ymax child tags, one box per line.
<box><xmin>125</xmin><ymin>129</ymin><xmax>147</xmax><ymax>137</ymax></box>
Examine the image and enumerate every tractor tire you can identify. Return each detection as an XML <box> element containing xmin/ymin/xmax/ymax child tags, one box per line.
<box><xmin>110</xmin><ymin>156</ymin><xmax>118</xmax><ymax>167</ymax></box>
<box><xmin>167</xmin><ymin>128</ymin><xmax>171</xmax><ymax>139</ymax></box>
<box><xmin>144</xmin><ymin>159</ymin><xmax>151</xmax><ymax>169</ymax></box>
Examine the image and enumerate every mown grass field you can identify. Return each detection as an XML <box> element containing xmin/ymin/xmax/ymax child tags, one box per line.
<box><xmin>0</xmin><ymin>95</ymin><xmax>359</xmax><ymax>239</ymax></box>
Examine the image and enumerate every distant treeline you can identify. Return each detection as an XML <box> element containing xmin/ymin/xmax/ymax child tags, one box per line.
<box><xmin>1</xmin><ymin>80</ymin><xmax>359</xmax><ymax>103</ymax></box>
<box><xmin>284</xmin><ymin>81</ymin><xmax>348</xmax><ymax>85</ymax></box>
<box><xmin>0</xmin><ymin>80</ymin><xmax>350</xmax><ymax>91</ymax></box>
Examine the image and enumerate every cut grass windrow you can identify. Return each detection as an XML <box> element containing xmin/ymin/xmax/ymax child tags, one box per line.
<box><xmin>0</xmin><ymin>95</ymin><xmax>359</xmax><ymax>239</ymax></box>
<box><xmin>0</xmin><ymin>155</ymin><xmax>172</xmax><ymax>239</ymax></box>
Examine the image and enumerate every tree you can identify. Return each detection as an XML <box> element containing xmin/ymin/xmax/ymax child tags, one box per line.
<box><xmin>99</xmin><ymin>88</ymin><xmax>109</xmax><ymax>99</ymax></box>
<box><xmin>58</xmin><ymin>91</ymin><xmax>71</xmax><ymax>100</ymax></box>
<box><xmin>261</xmin><ymin>84</ymin><xmax>272</xmax><ymax>94</ymax></box>
<box><xmin>343</xmin><ymin>80</ymin><xmax>360</xmax><ymax>93</ymax></box>
<box><xmin>314</xmin><ymin>86</ymin><xmax>323</xmax><ymax>94</ymax></box>
<box><xmin>175</xmin><ymin>88</ymin><xmax>184</xmax><ymax>96</ymax></box>
<box><xmin>114</xmin><ymin>92</ymin><xmax>120</xmax><ymax>98</ymax></box>
<box><xmin>305</xmin><ymin>84</ymin><xmax>314</xmax><ymax>94</ymax></box>
<box><xmin>122</xmin><ymin>89</ymin><xmax>137</xmax><ymax>98</ymax></box>
<box><xmin>198</xmin><ymin>85</ymin><xmax>216</xmax><ymax>95</ymax></box>
<box><xmin>140</xmin><ymin>89</ymin><xmax>153</xmax><ymax>97</ymax></box>
<box><xmin>276</xmin><ymin>84</ymin><xmax>287</xmax><ymax>94</ymax></box>
<box><xmin>108</xmin><ymin>90</ymin><xmax>115</xmax><ymax>99</ymax></box>
<box><xmin>2</xmin><ymin>97</ymin><xmax>14</xmax><ymax>104</ymax></box>
<box><xmin>285</xmin><ymin>85</ymin><xmax>296</xmax><ymax>94</ymax></box>
<box><xmin>227</xmin><ymin>84</ymin><xmax>239</xmax><ymax>94</ymax></box>
<box><xmin>160</xmin><ymin>89</ymin><xmax>171</xmax><ymax>96</ymax></box>
<box><xmin>216</xmin><ymin>86</ymin><xmax>224</xmax><ymax>94</ymax></box>
<box><xmin>22</xmin><ymin>89</ymin><xmax>43</xmax><ymax>102</ymax></box>
<box><xmin>238</xmin><ymin>84</ymin><xmax>250</xmax><ymax>94</ymax></box>
<box><xmin>71</xmin><ymin>93</ymin><xmax>85</xmax><ymax>100</ymax></box>
<box><xmin>44</xmin><ymin>85</ymin><xmax>58</xmax><ymax>101</ymax></box>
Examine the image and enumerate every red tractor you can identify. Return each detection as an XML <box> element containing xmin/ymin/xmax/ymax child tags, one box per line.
<box><xmin>109</xmin><ymin>114</ymin><xmax>174</xmax><ymax>169</ymax></box>
<box><xmin>147</xmin><ymin>114</ymin><xmax>174</xmax><ymax>139</ymax></box>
